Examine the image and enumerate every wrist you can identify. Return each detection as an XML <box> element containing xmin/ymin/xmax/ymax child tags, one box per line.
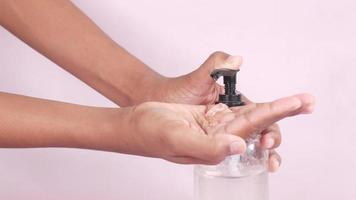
<box><xmin>132</xmin><ymin>74</ymin><xmax>169</xmax><ymax>105</ymax></box>
<box><xmin>76</xmin><ymin>105</ymin><xmax>154</xmax><ymax>156</ymax></box>
<box><xmin>104</xmin><ymin>64</ymin><xmax>169</xmax><ymax>106</ymax></box>
<box><xmin>70</xmin><ymin>107</ymin><xmax>130</xmax><ymax>153</ymax></box>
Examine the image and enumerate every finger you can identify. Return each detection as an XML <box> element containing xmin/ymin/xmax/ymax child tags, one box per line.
<box><xmin>268</xmin><ymin>150</ymin><xmax>281</xmax><ymax>173</ymax></box>
<box><xmin>226</xmin><ymin>93</ymin><xmax>315</xmax><ymax>138</ymax></box>
<box><xmin>237</xmin><ymin>94</ymin><xmax>282</xmax><ymax>149</ymax></box>
<box><xmin>236</xmin><ymin>94</ymin><xmax>282</xmax><ymax>149</ymax></box>
<box><xmin>166</xmin><ymin>155</ymin><xmax>237</xmax><ymax>165</ymax></box>
<box><xmin>261</xmin><ymin>124</ymin><xmax>281</xmax><ymax>149</ymax></box>
<box><xmin>196</xmin><ymin>51</ymin><xmax>243</xmax><ymax>82</ymax></box>
<box><xmin>165</xmin><ymin>156</ymin><xmax>209</xmax><ymax>165</ymax></box>
<box><xmin>170</xmin><ymin>127</ymin><xmax>246</xmax><ymax>165</ymax></box>
<box><xmin>291</xmin><ymin>93</ymin><xmax>315</xmax><ymax>114</ymax></box>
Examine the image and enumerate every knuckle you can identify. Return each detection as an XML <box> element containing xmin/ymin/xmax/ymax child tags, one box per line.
<box><xmin>269</xmin><ymin>123</ymin><xmax>280</xmax><ymax>132</ymax></box>
<box><xmin>209</xmin><ymin>51</ymin><xmax>228</xmax><ymax>61</ymax></box>
<box><xmin>274</xmin><ymin>133</ymin><xmax>282</xmax><ymax>147</ymax></box>
<box><xmin>266</xmin><ymin>102</ymin><xmax>275</xmax><ymax>113</ymax></box>
<box><xmin>242</xmin><ymin>112</ymin><xmax>260</xmax><ymax>133</ymax></box>
<box><xmin>258</xmin><ymin>102</ymin><xmax>274</xmax><ymax>115</ymax></box>
<box><xmin>270</xmin><ymin>124</ymin><xmax>282</xmax><ymax>147</ymax></box>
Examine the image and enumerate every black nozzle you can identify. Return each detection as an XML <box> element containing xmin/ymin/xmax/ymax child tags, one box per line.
<box><xmin>210</xmin><ymin>68</ymin><xmax>244</xmax><ymax>107</ymax></box>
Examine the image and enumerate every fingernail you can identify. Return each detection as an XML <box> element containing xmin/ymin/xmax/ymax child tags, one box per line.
<box><xmin>264</xmin><ymin>137</ymin><xmax>275</xmax><ymax>149</ymax></box>
<box><xmin>226</xmin><ymin>55</ymin><xmax>243</xmax><ymax>65</ymax></box>
<box><xmin>302</xmin><ymin>104</ymin><xmax>315</xmax><ymax>114</ymax></box>
<box><xmin>270</xmin><ymin>158</ymin><xmax>280</xmax><ymax>172</ymax></box>
<box><xmin>229</xmin><ymin>141</ymin><xmax>243</xmax><ymax>155</ymax></box>
<box><xmin>293</xmin><ymin>93</ymin><xmax>316</xmax><ymax>114</ymax></box>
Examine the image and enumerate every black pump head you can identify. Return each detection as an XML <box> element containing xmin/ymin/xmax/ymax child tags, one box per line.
<box><xmin>210</xmin><ymin>68</ymin><xmax>244</xmax><ymax>107</ymax></box>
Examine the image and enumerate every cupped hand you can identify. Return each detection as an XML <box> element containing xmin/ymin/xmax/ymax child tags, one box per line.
<box><xmin>124</xmin><ymin>93</ymin><xmax>314</xmax><ymax>168</ymax></box>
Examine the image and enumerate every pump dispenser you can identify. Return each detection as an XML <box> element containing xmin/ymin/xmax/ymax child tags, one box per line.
<box><xmin>194</xmin><ymin>68</ymin><xmax>269</xmax><ymax>200</ymax></box>
<box><xmin>210</xmin><ymin>68</ymin><xmax>244</xmax><ymax>107</ymax></box>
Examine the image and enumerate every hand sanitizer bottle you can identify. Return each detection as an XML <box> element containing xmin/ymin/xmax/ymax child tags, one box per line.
<box><xmin>194</xmin><ymin>69</ymin><xmax>269</xmax><ymax>200</ymax></box>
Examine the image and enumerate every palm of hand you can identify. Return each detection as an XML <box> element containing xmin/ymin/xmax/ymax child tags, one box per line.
<box><xmin>130</xmin><ymin>100</ymin><xmax>284</xmax><ymax>165</ymax></box>
<box><xmin>131</xmin><ymin>102</ymin><xmax>237</xmax><ymax>164</ymax></box>
<box><xmin>131</xmin><ymin>92</ymin><xmax>314</xmax><ymax>168</ymax></box>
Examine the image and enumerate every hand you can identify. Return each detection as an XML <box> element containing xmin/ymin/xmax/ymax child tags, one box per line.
<box><xmin>155</xmin><ymin>51</ymin><xmax>235</xmax><ymax>105</ymax></box>
<box><xmin>152</xmin><ymin>51</ymin><xmax>295</xmax><ymax>171</ymax></box>
<box><xmin>120</xmin><ymin>93</ymin><xmax>314</xmax><ymax>167</ymax></box>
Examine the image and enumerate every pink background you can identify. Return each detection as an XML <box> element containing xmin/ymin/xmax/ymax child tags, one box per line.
<box><xmin>0</xmin><ymin>0</ymin><xmax>355</xmax><ymax>199</ymax></box>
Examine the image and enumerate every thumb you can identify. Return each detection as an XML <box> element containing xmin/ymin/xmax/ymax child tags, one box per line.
<box><xmin>172</xmin><ymin>126</ymin><xmax>246</xmax><ymax>165</ymax></box>
<box><xmin>194</xmin><ymin>51</ymin><xmax>243</xmax><ymax>82</ymax></box>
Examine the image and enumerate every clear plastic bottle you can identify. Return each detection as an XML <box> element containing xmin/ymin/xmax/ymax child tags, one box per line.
<box><xmin>194</xmin><ymin>134</ymin><xmax>269</xmax><ymax>200</ymax></box>
<box><xmin>194</xmin><ymin>68</ymin><xmax>269</xmax><ymax>200</ymax></box>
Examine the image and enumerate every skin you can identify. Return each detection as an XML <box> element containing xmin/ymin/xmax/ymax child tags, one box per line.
<box><xmin>0</xmin><ymin>92</ymin><xmax>314</xmax><ymax>166</ymax></box>
<box><xmin>0</xmin><ymin>0</ymin><xmax>316</xmax><ymax>171</ymax></box>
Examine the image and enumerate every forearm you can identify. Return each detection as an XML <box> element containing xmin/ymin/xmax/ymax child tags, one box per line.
<box><xmin>0</xmin><ymin>0</ymin><xmax>165</xmax><ymax>106</ymax></box>
<box><xmin>0</xmin><ymin>91</ymin><xmax>131</xmax><ymax>153</ymax></box>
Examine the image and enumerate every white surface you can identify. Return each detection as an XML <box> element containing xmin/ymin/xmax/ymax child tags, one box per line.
<box><xmin>0</xmin><ymin>0</ymin><xmax>355</xmax><ymax>199</ymax></box>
